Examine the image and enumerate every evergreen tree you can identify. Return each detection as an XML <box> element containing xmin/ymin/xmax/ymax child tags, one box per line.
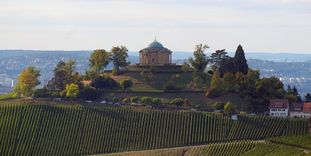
<box><xmin>219</xmin><ymin>57</ymin><xmax>235</xmax><ymax>77</ymax></box>
<box><xmin>234</xmin><ymin>45</ymin><xmax>248</xmax><ymax>74</ymax></box>
<box><xmin>305</xmin><ymin>93</ymin><xmax>311</xmax><ymax>102</ymax></box>
<box><xmin>210</xmin><ymin>49</ymin><xmax>228</xmax><ymax>71</ymax></box>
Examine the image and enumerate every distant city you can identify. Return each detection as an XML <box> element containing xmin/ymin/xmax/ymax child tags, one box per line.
<box><xmin>1</xmin><ymin>50</ymin><xmax>311</xmax><ymax>95</ymax></box>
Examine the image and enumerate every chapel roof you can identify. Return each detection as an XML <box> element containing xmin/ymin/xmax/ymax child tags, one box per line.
<box><xmin>147</xmin><ymin>39</ymin><xmax>164</xmax><ymax>49</ymax></box>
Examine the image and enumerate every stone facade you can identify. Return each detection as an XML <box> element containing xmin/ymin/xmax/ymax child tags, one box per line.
<box><xmin>139</xmin><ymin>40</ymin><xmax>172</xmax><ymax>65</ymax></box>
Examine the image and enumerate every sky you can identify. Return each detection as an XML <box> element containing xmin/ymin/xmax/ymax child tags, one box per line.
<box><xmin>0</xmin><ymin>0</ymin><xmax>311</xmax><ymax>53</ymax></box>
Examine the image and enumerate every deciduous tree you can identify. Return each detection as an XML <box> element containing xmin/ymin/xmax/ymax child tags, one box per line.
<box><xmin>16</xmin><ymin>67</ymin><xmax>40</xmax><ymax>97</ymax></box>
<box><xmin>64</xmin><ymin>83</ymin><xmax>79</xmax><ymax>98</ymax></box>
<box><xmin>89</xmin><ymin>49</ymin><xmax>110</xmax><ymax>74</ymax></box>
<box><xmin>109</xmin><ymin>46</ymin><xmax>129</xmax><ymax>75</ymax></box>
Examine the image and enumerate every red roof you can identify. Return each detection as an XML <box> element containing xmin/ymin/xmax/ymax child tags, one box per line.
<box><xmin>303</xmin><ymin>102</ymin><xmax>311</xmax><ymax>113</ymax></box>
<box><xmin>269</xmin><ymin>99</ymin><xmax>289</xmax><ymax>109</ymax></box>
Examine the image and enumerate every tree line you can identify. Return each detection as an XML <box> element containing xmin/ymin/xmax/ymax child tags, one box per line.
<box><xmin>12</xmin><ymin>45</ymin><xmax>131</xmax><ymax>100</ymax></box>
<box><xmin>183</xmin><ymin>44</ymin><xmax>304</xmax><ymax>113</ymax></box>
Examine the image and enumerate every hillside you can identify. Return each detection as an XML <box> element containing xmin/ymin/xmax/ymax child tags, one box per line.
<box><xmin>100</xmin><ymin>138</ymin><xmax>311</xmax><ymax>156</ymax></box>
<box><xmin>0</xmin><ymin>100</ymin><xmax>308</xmax><ymax>155</ymax></box>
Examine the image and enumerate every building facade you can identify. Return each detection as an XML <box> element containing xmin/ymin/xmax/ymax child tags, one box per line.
<box><xmin>289</xmin><ymin>102</ymin><xmax>304</xmax><ymax>118</ymax></box>
<box><xmin>269</xmin><ymin>99</ymin><xmax>289</xmax><ymax>117</ymax></box>
<box><xmin>139</xmin><ymin>39</ymin><xmax>172</xmax><ymax>65</ymax></box>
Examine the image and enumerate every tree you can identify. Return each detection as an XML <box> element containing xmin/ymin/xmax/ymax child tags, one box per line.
<box><xmin>89</xmin><ymin>49</ymin><xmax>110</xmax><ymax>75</ymax></box>
<box><xmin>234</xmin><ymin>45</ymin><xmax>248</xmax><ymax>74</ymax></box>
<box><xmin>188</xmin><ymin>44</ymin><xmax>210</xmax><ymax>73</ymax></box>
<box><xmin>218</xmin><ymin>57</ymin><xmax>235</xmax><ymax>77</ymax></box>
<box><xmin>224</xmin><ymin>101</ymin><xmax>236</xmax><ymax>115</ymax></box>
<box><xmin>210</xmin><ymin>49</ymin><xmax>229</xmax><ymax>71</ymax></box>
<box><xmin>120</xmin><ymin>79</ymin><xmax>133</xmax><ymax>91</ymax></box>
<box><xmin>47</xmin><ymin>60</ymin><xmax>80</xmax><ymax>92</ymax></box>
<box><xmin>16</xmin><ymin>67</ymin><xmax>40</xmax><ymax>97</ymax></box>
<box><xmin>109</xmin><ymin>46</ymin><xmax>129</xmax><ymax>75</ymax></box>
<box><xmin>187</xmin><ymin>44</ymin><xmax>210</xmax><ymax>87</ymax></box>
<box><xmin>254</xmin><ymin>76</ymin><xmax>286</xmax><ymax>112</ymax></box>
<box><xmin>64</xmin><ymin>83</ymin><xmax>79</xmax><ymax>98</ymax></box>
<box><xmin>206</xmin><ymin>71</ymin><xmax>222</xmax><ymax>98</ymax></box>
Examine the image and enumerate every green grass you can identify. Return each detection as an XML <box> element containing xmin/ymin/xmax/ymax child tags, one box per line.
<box><xmin>269</xmin><ymin>135</ymin><xmax>311</xmax><ymax>150</ymax></box>
<box><xmin>111</xmin><ymin>72</ymin><xmax>193</xmax><ymax>91</ymax></box>
<box><xmin>0</xmin><ymin>100</ymin><xmax>308</xmax><ymax>155</ymax></box>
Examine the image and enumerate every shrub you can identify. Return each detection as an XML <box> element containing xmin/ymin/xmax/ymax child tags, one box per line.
<box><xmin>91</xmin><ymin>76</ymin><xmax>118</xmax><ymax>90</ymax></box>
<box><xmin>152</xmin><ymin>98</ymin><xmax>161</xmax><ymax>105</ymax></box>
<box><xmin>0</xmin><ymin>92</ymin><xmax>18</xmax><ymax>100</ymax></box>
<box><xmin>212</xmin><ymin>101</ymin><xmax>225</xmax><ymax>110</ymax></box>
<box><xmin>122</xmin><ymin>98</ymin><xmax>130</xmax><ymax>104</ymax></box>
<box><xmin>164</xmin><ymin>82</ymin><xmax>180</xmax><ymax>91</ymax></box>
<box><xmin>130</xmin><ymin>96</ymin><xmax>139</xmax><ymax>104</ymax></box>
<box><xmin>33</xmin><ymin>88</ymin><xmax>50</xmax><ymax>98</ymax></box>
<box><xmin>170</xmin><ymin>98</ymin><xmax>184</xmax><ymax>107</ymax></box>
<box><xmin>224</xmin><ymin>101</ymin><xmax>236</xmax><ymax>115</ymax></box>
<box><xmin>206</xmin><ymin>88</ymin><xmax>222</xmax><ymax>98</ymax></box>
<box><xmin>120</xmin><ymin>79</ymin><xmax>133</xmax><ymax>91</ymax></box>
<box><xmin>140</xmin><ymin>96</ymin><xmax>152</xmax><ymax>105</ymax></box>
<box><xmin>112</xmin><ymin>97</ymin><xmax>119</xmax><ymax>103</ymax></box>
<box><xmin>78</xmin><ymin>87</ymin><xmax>100</xmax><ymax>101</ymax></box>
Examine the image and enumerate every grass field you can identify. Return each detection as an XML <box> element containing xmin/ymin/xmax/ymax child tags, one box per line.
<box><xmin>111</xmin><ymin>71</ymin><xmax>193</xmax><ymax>91</ymax></box>
<box><xmin>269</xmin><ymin>135</ymin><xmax>311</xmax><ymax>150</ymax></box>
<box><xmin>0</xmin><ymin>99</ymin><xmax>308</xmax><ymax>155</ymax></box>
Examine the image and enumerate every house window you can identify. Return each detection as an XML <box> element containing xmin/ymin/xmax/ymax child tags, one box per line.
<box><xmin>272</xmin><ymin>109</ymin><xmax>277</xmax><ymax>111</ymax></box>
<box><xmin>152</xmin><ymin>58</ymin><xmax>155</xmax><ymax>62</ymax></box>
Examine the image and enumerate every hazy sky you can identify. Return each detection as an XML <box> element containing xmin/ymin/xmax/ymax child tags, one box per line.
<box><xmin>0</xmin><ymin>0</ymin><xmax>311</xmax><ymax>53</ymax></box>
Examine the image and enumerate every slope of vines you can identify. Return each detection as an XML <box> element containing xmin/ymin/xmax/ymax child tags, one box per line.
<box><xmin>0</xmin><ymin>102</ymin><xmax>308</xmax><ymax>155</ymax></box>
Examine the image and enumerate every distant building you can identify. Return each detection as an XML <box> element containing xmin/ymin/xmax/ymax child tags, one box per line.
<box><xmin>269</xmin><ymin>99</ymin><xmax>289</xmax><ymax>117</ymax></box>
<box><xmin>289</xmin><ymin>102</ymin><xmax>304</xmax><ymax>118</ymax></box>
<box><xmin>302</xmin><ymin>102</ymin><xmax>311</xmax><ymax>118</ymax></box>
<box><xmin>139</xmin><ymin>39</ymin><xmax>172</xmax><ymax>65</ymax></box>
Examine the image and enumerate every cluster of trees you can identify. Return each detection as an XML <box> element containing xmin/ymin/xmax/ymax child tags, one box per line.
<box><xmin>183</xmin><ymin>44</ymin><xmax>249</xmax><ymax>88</ymax></box>
<box><xmin>12</xmin><ymin>45</ymin><xmax>131</xmax><ymax>100</ymax></box>
<box><xmin>87</xmin><ymin>46</ymin><xmax>129</xmax><ymax>77</ymax></box>
<box><xmin>185</xmin><ymin>44</ymin><xmax>304</xmax><ymax>113</ymax></box>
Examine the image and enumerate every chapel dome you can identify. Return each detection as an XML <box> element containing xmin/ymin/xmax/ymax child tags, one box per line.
<box><xmin>148</xmin><ymin>39</ymin><xmax>164</xmax><ymax>49</ymax></box>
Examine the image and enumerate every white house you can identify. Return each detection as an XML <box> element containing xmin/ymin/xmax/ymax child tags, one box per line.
<box><xmin>269</xmin><ymin>99</ymin><xmax>289</xmax><ymax>117</ymax></box>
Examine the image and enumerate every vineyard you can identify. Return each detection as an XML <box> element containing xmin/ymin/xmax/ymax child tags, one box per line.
<box><xmin>0</xmin><ymin>100</ymin><xmax>309</xmax><ymax>156</ymax></box>
<box><xmin>102</xmin><ymin>140</ymin><xmax>310</xmax><ymax>156</ymax></box>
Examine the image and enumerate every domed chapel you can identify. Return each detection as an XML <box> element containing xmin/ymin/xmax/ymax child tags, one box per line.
<box><xmin>139</xmin><ymin>39</ymin><xmax>172</xmax><ymax>65</ymax></box>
